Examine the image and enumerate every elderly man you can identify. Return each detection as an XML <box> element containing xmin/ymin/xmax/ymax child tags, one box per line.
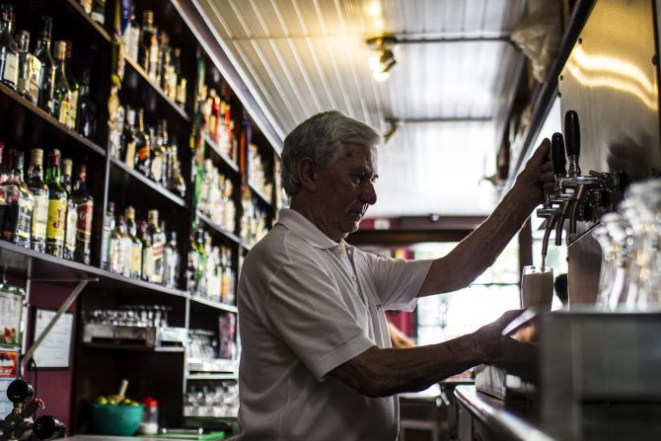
<box><xmin>237</xmin><ymin>111</ymin><xmax>553</xmax><ymax>440</ymax></box>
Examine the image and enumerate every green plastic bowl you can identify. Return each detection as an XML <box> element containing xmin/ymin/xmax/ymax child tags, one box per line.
<box><xmin>92</xmin><ymin>404</ymin><xmax>144</xmax><ymax>436</ymax></box>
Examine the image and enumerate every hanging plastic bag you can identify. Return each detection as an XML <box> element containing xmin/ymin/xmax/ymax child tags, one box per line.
<box><xmin>511</xmin><ymin>1</ymin><xmax>563</xmax><ymax>83</ymax></box>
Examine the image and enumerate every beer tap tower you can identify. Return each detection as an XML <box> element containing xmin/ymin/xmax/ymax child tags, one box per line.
<box><xmin>537</xmin><ymin>111</ymin><xmax>626</xmax><ymax>254</ymax></box>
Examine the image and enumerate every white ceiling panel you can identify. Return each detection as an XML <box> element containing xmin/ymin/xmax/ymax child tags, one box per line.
<box><xmin>194</xmin><ymin>0</ymin><xmax>528</xmax><ymax>217</ymax></box>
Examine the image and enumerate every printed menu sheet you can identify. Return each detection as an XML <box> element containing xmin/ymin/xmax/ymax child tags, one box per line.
<box><xmin>34</xmin><ymin>309</ymin><xmax>74</xmax><ymax>369</ymax></box>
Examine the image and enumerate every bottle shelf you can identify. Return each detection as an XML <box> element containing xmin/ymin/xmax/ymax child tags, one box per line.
<box><xmin>248</xmin><ymin>182</ymin><xmax>272</xmax><ymax>207</ymax></box>
<box><xmin>0</xmin><ymin>83</ymin><xmax>106</xmax><ymax>158</ymax></box>
<box><xmin>83</xmin><ymin>343</ymin><xmax>185</xmax><ymax>353</ymax></box>
<box><xmin>186</xmin><ymin>373</ymin><xmax>237</xmax><ymax>381</ymax></box>
<box><xmin>64</xmin><ymin>0</ymin><xmax>112</xmax><ymax>43</ymax></box>
<box><xmin>202</xmin><ymin>135</ymin><xmax>239</xmax><ymax>175</ymax></box>
<box><xmin>195</xmin><ymin>210</ymin><xmax>240</xmax><ymax>244</ymax></box>
<box><xmin>189</xmin><ymin>295</ymin><xmax>238</xmax><ymax>313</ymax></box>
<box><xmin>124</xmin><ymin>54</ymin><xmax>190</xmax><ymax>123</ymax></box>
<box><xmin>109</xmin><ymin>157</ymin><xmax>188</xmax><ymax>209</ymax></box>
<box><xmin>0</xmin><ymin>239</ymin><xmax>189</xmax><ymax>298</ymax></box>
<box><xmin>240</xmin><ymin>242</ymin><xmax>253</xmax><ymax>253</ymax></box>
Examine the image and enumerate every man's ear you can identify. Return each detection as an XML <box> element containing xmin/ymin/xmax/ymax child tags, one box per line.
<box><xmin>297</xmin><ymin>157</ymin><xmax>317</xmax><ymax>192</ymax></box>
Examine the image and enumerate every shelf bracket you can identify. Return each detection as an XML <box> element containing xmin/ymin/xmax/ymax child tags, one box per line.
<box><xmin>20</xmin><ymin>278</ymin><xmax>95</xmax><ymax>372</ymax></box>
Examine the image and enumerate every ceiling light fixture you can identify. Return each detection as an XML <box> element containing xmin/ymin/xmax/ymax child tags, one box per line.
<box><xmin>366</xmin><ymin>36</ymin><xmax>398</xmax><ymax>82</ymax></box>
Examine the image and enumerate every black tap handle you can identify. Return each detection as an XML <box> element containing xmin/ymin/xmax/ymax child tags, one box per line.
<box><xmin>33</xmin><ymin>415</ymin><xmax>64</xmax><ymax>440</ymax></box>
<box><xmin>564</xmin><ymin>110</ymin><xmax>580</xmax><ymax>158</ymax></box>
<box><xmin>7</xmin><ymin>379</ymin><xmax>34</xmax><ymax>404</ymax></box>
<box><xmin>551</xmin><ymin>132</ymin><xmax>567</xmax><ymax>176</ymax></box>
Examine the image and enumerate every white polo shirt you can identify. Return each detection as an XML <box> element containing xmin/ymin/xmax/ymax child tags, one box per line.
<box><xmin>237</xmin><ymin>209</ymin><xmax>432</xmax><ymax>441</ymax></box>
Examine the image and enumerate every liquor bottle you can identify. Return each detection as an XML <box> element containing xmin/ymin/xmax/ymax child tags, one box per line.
<box><xmin>124</xmin><ymin>206</ymin><xmax>142</xmax><ymax>279</ymax></box>
<box><xmin>123</xmin><ymin>4</ymin><xmax>140</xmax><ymax>61</ymax></box>
<box><xmin>16</xmin><ymin>31</ymin><xmax>41</xmax><ymax>105</ymax></box>
<box><xmin>27</xmin><ymin>149</ymin><xmax>49</xmax><ymax>253</ymax></box>
<box><xmin>73</xmin><ymin>164</ymin><xmax>93</xmax><ymax>265</ymax></box>
<box><xmin>109</xmin><ymin>214</ymin><xmax>124</xmax><ymax>275</ymax></box>
<box><xmin>176</xmin><ymin>78</ymin><xmax>186</xmax><ymax>108</ymax></box>
<box><xmin>61</xmin><ymin>158</ymin><xmax>77</xmax><ymax>260</ymax></box>
<box><xmin>157</xmin><ymin>31</ymin><xmax>169</xmax><ymax>87</ymax></box>
<box><xmin>0</xmin><ymin>151</ymin><xmax>33</xmax><ymax>248</ymax></box>
<box><xmin>185</xmin><ymin>229</ymin><xmax>198</xmax><ymax>292</ymax></box>
<box><xmin>138</xmin><ymin>11</ymin><xmax>157</xmax><ymax>75</ymax></box>
<box><xmin>147</xmin><ymin>210</ymin><xmax>165</xmax><ymax>284</ymax></box>
<box><xmin>35</xmin><ymin>16</ymin><xmax>56</xmax><ymax>115</ymax></box>
<box><xmin>138</xmin><ymin>220</ymin><xmax>152</xmax><ymax>282</ymax></box>
<box><xmin>0</xmin><ymin>4</ymin><xmax>19</xmax><ymax>90</ymax></box>
<box><xmin>79</xmin><ymin>0</ymin><xmax>92</xmax><ymax>15</ymax></box>
<box><xmin>118</xmin><ymin>210</ymin><xmax>132</xmax><ymax>277</ymax></box>
<box><xmin>194</xmin><ymin>229</ymin><xmax>206</xmax><ymax>295</ymax></box>
<box><xmin>91</xmin><ymin>0</ymin><xmax>105</xmax><ymax>26</ymax></box>
<box><xmin>150</xmin><ymin>121</ymin><xmax>166</xmax><ymax>185</ymax></box>
<box><xmin>64</xmin><ymin>42</ymin><xmax>79</xmax><ymax>130</ymax></box>
<box><xmin>134</xmin><ymin>109</ymin><xmax>151</xmax><ymax>176</ymax></box>
<box><xmin>52</xmin><ymin>41</ymin><xmax>72</xmax><ymax>127</ymax></box>
<box><xmin>107</xmin><ymin>85</ymin><xmax>125</xmax><ymax>159</ymax></box>
<box><xmin>169</xmin><ymin>155</ymin><xmax>186</xmax><ymax>198</ymax></box>
<box><xmin>163</xmin><ymin>231</ymin><xmax>179</xmax><ymax>288</ymax></box>
<box><xmin>121</xmin><ymin>108</ymin><xmax>136</xmax><ymax>168</ymax></box>
<box><xmin>76</xmin><ymin>69</ymin><xmax>97</xmax><ymax>139</ymax></box>
<box><xmin>45</xmin><ymin>149</ymin><xmax>67</xmax><ymax>257</ymax></box>
<box><xmin>101</xmin><ymin>201</ymin><xmax>114</xmax><ymax>269</ymax></box>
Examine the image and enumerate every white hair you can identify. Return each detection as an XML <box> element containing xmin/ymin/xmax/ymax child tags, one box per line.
<box><xmin>281</xmin><ymin>111</ymin><xmax>382</xmax><ymax>196</ymax></box>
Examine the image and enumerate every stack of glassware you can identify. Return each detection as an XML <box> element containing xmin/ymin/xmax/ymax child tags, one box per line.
<box><xmin>594</xmin><ymin>179</ymin><xmax>661</xmax><ymax>310</ymax></box>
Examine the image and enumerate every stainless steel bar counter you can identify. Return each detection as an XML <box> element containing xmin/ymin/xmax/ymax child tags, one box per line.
<box><xmin>455</xmin><ymin>385</ymin><xmax>661</xmax><ymax>441</ymax></box>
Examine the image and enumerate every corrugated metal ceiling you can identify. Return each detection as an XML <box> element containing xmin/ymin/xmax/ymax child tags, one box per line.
<box><xmin>194</xmin><ymin>0</ymin><xmax>528</xmax><ymax>216</ymax></box>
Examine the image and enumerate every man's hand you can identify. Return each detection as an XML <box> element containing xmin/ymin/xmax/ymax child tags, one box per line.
<box><xmin>512</xmin><ymin>139</ymin><xmax>555</xmax><ymax>210</ymax></box>
<box><xmin>472</xmin><ymin>310</ymin><xmax>525</xmax><ymax>363</ymax></box>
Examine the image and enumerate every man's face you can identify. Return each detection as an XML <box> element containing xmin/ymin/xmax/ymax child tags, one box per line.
<box><xmin>314</xmin><ymin>143</ymin><xmax>378</xmax><ymax>239</ymax></box>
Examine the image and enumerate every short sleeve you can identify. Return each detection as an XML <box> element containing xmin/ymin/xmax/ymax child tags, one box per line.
<box><xmin>361</xmin><ymin>252</ymin><xmax>433</xmax><ymax>311</ymax></box>
<box><xmin>264</xmin><ymin>257</ymin><xmax>376</xmax><ymax>381</ymax></box>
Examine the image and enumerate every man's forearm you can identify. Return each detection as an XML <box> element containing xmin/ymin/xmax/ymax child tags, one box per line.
<box><xmin>418</xmin><ymin>189</ymin><xmax>535</xmax><ymax>296</ymax></box>
<box><xmin>330</xmin><ymin>333</ymin><xmax>483</xmax><ymax>397</ymax></box>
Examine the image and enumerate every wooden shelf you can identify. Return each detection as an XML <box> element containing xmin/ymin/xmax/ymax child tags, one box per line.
<box><xmin>109</xmin><ymin>157</ymin><xmax>188</xmax><ymax>209</ymax></box>
<box><xmin>0</xmin><ymin>239</ymin><xmax>189</xmax><ymax>298</ymax></box>
<box><xmin>83</xmin><ymin>343</ymin><xmax>185</xmax><ymax>353</ymax></box>
<box><xmin>203</xmin><ymin>135</ymin><xmax>240</xmax><ymax>174</ymax></box>
<box><xmin>64</xmin><ymin>0</ymin><xmax>112</xmax><ymax>43</ymax></box>
<box><xmin>196</xmin><ymin>210</ymin><xmax>240</xmax><ymax>244</ymax></box>
<box><xmin>0</xmin><ymin>83</ymin><xmax>106</xmax><ymax>158</ymax></box>
<box><xmin>189</xmin><ymin>295</ymin><xmax>238</xmax><ymax>313</ymax></box>
<box><xmin>186</xmin><ymin>373</ymin><xmax>237</xmax><ymax>381</ymax></box>
<box><xmin>124</xmin><ymin>54</ymin><xmax>190</xmax><ymax>123</ymax></box>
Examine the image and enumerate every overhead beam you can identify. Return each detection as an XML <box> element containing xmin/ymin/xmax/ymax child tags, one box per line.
<box><xmin>227</xmin><ymin>32</ymin><xmax>512</xmax><ymax>43</ymax></box>
<box><xmin>387</xmin><ymin>117</ymin><xmax>492</xmax><ymax>124</ymax></box>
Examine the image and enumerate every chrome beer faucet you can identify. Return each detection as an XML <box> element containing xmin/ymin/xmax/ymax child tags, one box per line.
<box><xmin>538</xmin><ymin>132</ymin><xmax>568</xmax><ymax>267</ymax></box>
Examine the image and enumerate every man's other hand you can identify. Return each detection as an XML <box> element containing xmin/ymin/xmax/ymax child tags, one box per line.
<box><xmin>472</xmin><ymin>309</ymin><xmax>524</xmax><ymax>363</ymax></box>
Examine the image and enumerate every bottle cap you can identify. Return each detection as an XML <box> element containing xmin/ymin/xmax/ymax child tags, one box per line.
<box><xmin>143</xmin><ymin>10</ymin><xmax>154</xmax><ymax>25</ymax></box>
<box><xmin>54</xmin><ymin>41</ymin><xmax>67</xmax><ymax>60</ymax></box>
<box><xmin>148</xmin><ymin>209</ymin><xmax>159</xmax><ymax>220</ymax></box>
<box><xmin>108</xmin><ymin>201</ymin><xmax>115</xmax><ymax>212</ymax></box>
<box><xmin>62</xmin><ymin>158</ymin><xmax>73</xmax><ymax>175</ymax></box>
<box><xmin>31</xmin><ymin>149</ymin><xmax>44</xmax><ymax>166</ymax></box>
<box><xmin>77</xmin><ymin>164</ymin><xmax>87</xmax><ymax>179</ymax></box>
<box><xmin>49</xmin><ymin>149</ymin><xmax>61</xmax><ymax>166</ymax></box>
<box><xmin>125</xmin><ymin>206</ymin><xmax>135</xmax><ymax>220</ymax></box>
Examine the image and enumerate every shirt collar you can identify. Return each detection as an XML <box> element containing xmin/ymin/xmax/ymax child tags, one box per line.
<box><xmin>277</xmin><ymin>209</ymin><xmax>343</xmax><ymax>250</ymax></box>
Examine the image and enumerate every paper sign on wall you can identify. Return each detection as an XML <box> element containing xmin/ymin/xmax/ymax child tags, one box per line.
<box><xmin>33</xmin><ymin>309</ymin><xmax>74</xmax><ymax>369</ymax></box>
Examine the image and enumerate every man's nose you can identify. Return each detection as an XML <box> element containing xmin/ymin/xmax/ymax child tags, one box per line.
<box><xmin>361</xmin><ymin>181</ymin><xmax>377</xmax><ymax>205</ymax></box>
